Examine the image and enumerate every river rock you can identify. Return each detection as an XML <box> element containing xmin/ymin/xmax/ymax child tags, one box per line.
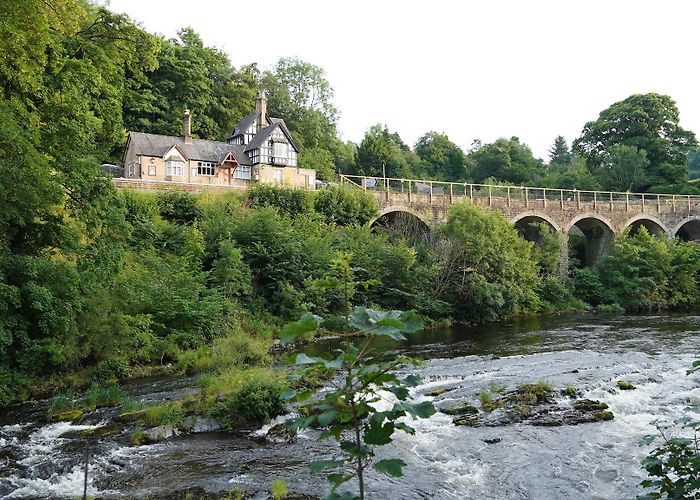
<box><xmin>48</xmin><ymin>409</ymin><xmax>82</xmax><ymax>422</ymax></box>
<box><xmin>115</xmin><ymin>408</ymin><xmax>149</xmax><ymax>423</ymax></box>
<box><xmin>426</xmin><ymin>386</ymin><xmax>457</xmax><ymax>397</ymax></box>
<box><xmin>440</xmin><ymin>401</ymin><xmax>479</xmax><ymax>416</ymax></box>
<box><xmin>573</xmin><ymin>399</ymin><xmax>609</xmax><ymax>411</ymax></box>
<box><xmin>193</xmin><ymin>417</ymin><xmax>223</xmax><ymax>433</ymax></box>
<box><xmin>266</xmin><ymin>423</ymin><xmax>296</xmax><ymax>443</ymax></box>
<box><xmin>144</xmin><ymin>425</ymin><xmax>180</xmax><ymax>443</ymax></box>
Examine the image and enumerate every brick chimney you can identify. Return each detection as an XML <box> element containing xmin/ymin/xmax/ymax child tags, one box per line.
<box><xmin>255</xmin><ymin>90</ymin><xmax>267</xmax><ymax>131</ymax></box>
<box><xmin>183</xmin><ymin>109</ymin><xmax>192</xmax><ymax>144</ymax></box>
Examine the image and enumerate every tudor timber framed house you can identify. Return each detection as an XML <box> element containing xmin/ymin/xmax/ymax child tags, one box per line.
<box><xmin>122</xmin><ymin>92</ymin><xmax>315</xmax><ymax>189</ymax></box>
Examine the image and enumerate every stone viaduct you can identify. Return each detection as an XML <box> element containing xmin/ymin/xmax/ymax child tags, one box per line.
<box><xmin>340</xmin><ymin>175</ymin><xmax>700</xmax><ymax>268</ymax></box>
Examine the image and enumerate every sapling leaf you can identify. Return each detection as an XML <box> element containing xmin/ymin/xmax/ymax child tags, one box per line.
<box><xmin>280</xmin><ymin>313</ymin><xmax>321</xmax><ymax>344</ymax></box>
<box><xmin>293</xmin><ymin>353</ymin><xmax>325</xmax><ymax>365</ymax></box>
<box><xmin>318</xmin><ymin>409</ymin><xmax>339</xmax><ymax>426</ymax></box>
<box><xmin>374</xmin><ymin>458</ymin><xmax>406</xmax><ymax>478</ymax></box>
<box><xmin>363</xmin><ymin>420</ymin><xmax>394</xmax><ymax>445</ymax></box>
<box><xmin>639</xmin><ymin>434</ymin><xmax>657</xmax><ymax>446</ymax></box>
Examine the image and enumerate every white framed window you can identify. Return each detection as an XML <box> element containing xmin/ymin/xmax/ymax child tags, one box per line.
<box><xmin>165</xmin><ymin>159</ymin><xmax>184</xmax><ymax>176</ymax></box>
<box><xmin>196</xmin><ymin>161</ymin><xmax>216</xmax><ymax>176</ymax></box>
<box><xmin>148</xmin><ymin>165</ymin><xmax>156</xmax><ymax>176</ymax></box>
<box><xmin>273</xmin><ymin>142</ymin><xmax>287</xmax><ymax>160</ymax></box>
<box><xmin>235</xmin><ymin>165</ymin><xmax>252</xmax><ymax>180</ymax></box>
<box><xmin>273</xmin><ymin>168</ymin><xmax>283</xmax><ymax>183</ymax></box>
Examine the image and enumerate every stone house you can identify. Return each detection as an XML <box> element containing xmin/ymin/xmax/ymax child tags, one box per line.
<box><xmin>122</xmin><ymin>92</ymin><xmax>315</xmax><ymax>188</ymax></box>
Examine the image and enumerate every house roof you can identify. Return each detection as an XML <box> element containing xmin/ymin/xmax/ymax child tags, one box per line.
<box><xmin>127</xmin><ymin>132</ymin><xmax>252</xmax><ymax>165</ymax></box>
<box><xmin>228</xmin><ymin>112</ymin><xmax>258</xmax><ymax>140</ymax></box>
<box><xmin>243</xmin><ymin>121</ymin><xmax>299</xmax><ymax>153</ymax></box>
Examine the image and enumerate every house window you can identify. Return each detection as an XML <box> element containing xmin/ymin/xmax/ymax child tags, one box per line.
<box><xmin>273</xmin><ymin>168</ymin><xmax>283</xmax><ymax>183</ymax></box>
<box><xmin>235</xmin><ymin>165</ymin><xmax>252</xmax><ymax>180</ymax></box>
<box><xmin>272</xmin><ymin>142</ymin><xmax>287</xmax><ymax>165</ymax></box>
<box><xmin>165</xmin><ymin>159</ymin><xmax>184</xmax><ymax>176</ymax></box>
<box><xmin>196</xmin><ymin>161</ymin><xmax>216</xmax><ymax>176</ymax></box>
<box><xmin>306</xmin><ymin>174</ymin><xmax>315</xmax><ymax>187</ymax></box>
<box><xmin>148</xmin><ymin>165</ymin><xmax>156</xmax><ymax>176</ymax></box>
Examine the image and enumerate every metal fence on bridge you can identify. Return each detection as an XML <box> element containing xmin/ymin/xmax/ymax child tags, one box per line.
<box><xmin>339</xmin><ymin>174</ymin><xmax>700</xmax><ymax>214</ymax></box>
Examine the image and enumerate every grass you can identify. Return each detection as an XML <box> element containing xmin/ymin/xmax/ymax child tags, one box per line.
<box><xmin>47</xmin><ymin>392</ymin><xmax>77</xmax><ymax>416</ymax></box>
<box><xmin>271</xmin><ymin>479</ymin><xmax>287</xmax><ymax>500</ymax></box>
<box><xmin>130</xmin><ymin>425</ymin><xmax>145</xmax><ymax>445</ymax></box>
<box><xmin>145</xmin><ymin>400</ymin><xmax>186</xmax><ymax>427</ymax></box>
<box><xmin>564</xmin><ymin>384</ymin><xmax>577</xmax><ymax>396</ymax></box>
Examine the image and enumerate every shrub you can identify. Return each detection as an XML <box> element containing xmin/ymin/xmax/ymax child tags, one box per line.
<box><xmin>156</xmin><ymin>190</ymin><xmax>202</xmax><ymax>225</ymax></box>
<box><xmin>436</xmin><ymin>202</ymin><xmax>541</xmax><ymax>321</ymax></box>
<box><xmin>93</xmin><ymin>357</ymin><xmax>129</xmax><ymax>382</ymax></box>
<box><xmin>313</xmin><ymin>186</ymin><xmax>378</xmax><ymax>226</ymax></box>
<box><xmin>571</xmin><ymin>268</ymin><xmax>607</xmax><ymax>306</ymax></box>
<box><xmin>248</xmin><ymin>184</ymin><xmax>313</xmax><ymax>217</ymax></box>
<box><xmin>215</xmin><ymin>381</ymin><xmax>285</xmax><ymax>426</ymax></box>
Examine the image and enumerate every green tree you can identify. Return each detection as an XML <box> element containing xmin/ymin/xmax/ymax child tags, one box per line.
<box><xmin>573</xmin><ymin>93</ymin><xmax>698</xmax><ymax>190</ymax></box>
<box><xmin>469</xmin><ymin>137</ymin><xmax>544</xmax><ymax>185</ymax></box>
<box><xmin>600</xmin><ymin>144</ymin><xmax>649</xmax><ymax>192</ymax></box>
<box><xmin>539</xmin><ymin>157</ymin><xmax>602</xmax><ymax>191</ymax></box>
<box><xmin>688</xmin><ymin>148</ymin><xmax>700</xmax><ymax>180</ymax></box>
<box><xmin>123</xmin><ymin>28</ymin><xmax>257</xmax><ymax>142</ymax></box>
<box><xmin>435</xmin><ymin>202</ymin><xmax>541</xmax><ymax>321</ymax></box>
<box><xmin>356</xmin><ymin>125</ymin><xmax>419</xmax><ymax>178</ymax></box>
<box><xmin>548</xmin><ymin>136</ymin><xmax>571</xmax><ymax>166</ymax></box>
<box><xmin>414</xmin><ymin>132</ymin><xmax>467</xmax><ymax>181</ymax></box>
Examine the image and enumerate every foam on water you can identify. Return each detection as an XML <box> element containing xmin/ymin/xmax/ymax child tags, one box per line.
<box><xmin>6</xmin><ymin>464</ymin><xmax>97</xmax><ymax>498</ymax></box>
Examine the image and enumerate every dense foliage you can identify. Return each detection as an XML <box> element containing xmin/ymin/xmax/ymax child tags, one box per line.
<box><xmin>572</xmin><ymin>228</ymin><xmax>700</xmax><ymax>311</ymax></box>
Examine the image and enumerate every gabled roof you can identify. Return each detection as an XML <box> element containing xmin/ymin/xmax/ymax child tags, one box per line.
<box><xmin>244</xmin><ymin>122</ymin><xmax>299</xmax><ymax>153</ymax></box>
<box><xmin>228</xmin><ymin>112</ymin><xmax>258</xmax><ymax>140</ymax></box>
<box><xmin>127</xmin><ymin>132</ymin><xmax>252</xmax><ymax>165</ymax></box>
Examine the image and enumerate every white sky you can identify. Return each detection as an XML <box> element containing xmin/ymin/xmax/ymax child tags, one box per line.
<box><xmin>104</xmin><ymin>0</ymin><xmax>700</xmax><ymax>160</ymax></box>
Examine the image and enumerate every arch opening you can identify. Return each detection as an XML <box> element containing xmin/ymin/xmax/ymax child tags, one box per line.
<box><xmin>513</xmin><ymin>215</ymin><xmax>558</xmax><ymax>244</ymax></box>
<box><xmin>625</xmin><ymin>218</ymin><xmax>667</xmax><ymax>237</ymax></box>
<box><xmin>675</xmin><ymin>220</ymin><xmax>700</xmax><ymax>242</ymax></box>
<box><xmin>567</xmin><ymin>217</ymin><xmax>615</xmax><ymax>268</ymax></box>
<box><xmin>371</xmin><ymin>210</ymin><xmax>431</xmax><ymax>243</ymax></box>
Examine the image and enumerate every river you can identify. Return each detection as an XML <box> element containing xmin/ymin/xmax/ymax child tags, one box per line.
<box><xmin>1</xmin><ymin>313</ymin><xmax>699</xmax><ymax>499</ymax></box>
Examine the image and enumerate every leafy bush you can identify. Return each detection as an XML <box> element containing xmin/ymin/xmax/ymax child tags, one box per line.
<box><xmin>215</xmin><ymin>381</ymin><xmax>284</xmax><ymax>426</ymax></box>
<box><xmin>571</xmin><ymin>268</ymin><xmax>607</xmax><ymax>306</ymax></box>
<box><xmin>435</xmin><ymin>202</ymin><xmax>541</xmax><ymax>321</ymax></box>
<box><xmin>93</xmin><ymin>357</ymin><xmax>130</xmax><ymax>382</ymax></box>
<box><xmin>579</xmin><ymin>228</ymin><xmax>700</xmax><ymax>311</ymax></box>
<box><xmin>156</xmin><ymin>190</ymin><xmax>202</xmax><ymax>225</ymax></box>
<box><xmin>248</xmin><ymin>184</ymin><xmax>313</xmax><ymax>217</ymax></box>
<box><xmin>313</xmin><ymin>186</ymin><xmax>378</xmax><ymax>225</ymax></box>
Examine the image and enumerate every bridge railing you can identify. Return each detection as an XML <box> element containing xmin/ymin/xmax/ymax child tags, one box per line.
<box><xmin>338</xmin><ymin>174</ymin><xmax>700</xmax><ymax>214</ymax></box>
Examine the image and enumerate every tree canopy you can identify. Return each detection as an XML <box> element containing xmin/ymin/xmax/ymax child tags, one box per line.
<box><xmin>573</xmin><ymin>93</ymin><xmax>698</xmax><ymax>191</ymax></box>
<box><xmin>469</xmin><ymin>137</ymin><xmax>544</xmax><ymax>185</ymax></box>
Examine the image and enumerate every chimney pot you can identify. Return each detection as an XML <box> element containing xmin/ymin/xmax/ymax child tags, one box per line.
<box><xmin>183</xmin><ymin>109</ymin><xmax>192</xmax><ymax>144</ymax></box>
